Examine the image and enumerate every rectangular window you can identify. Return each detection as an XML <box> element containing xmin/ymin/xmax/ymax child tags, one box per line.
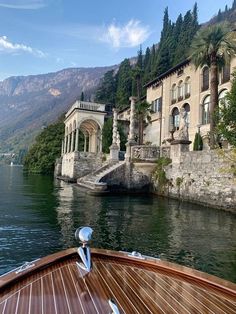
<box><xmin>152</xmin><ymin>98</ymin><xmax>162</xmax><ymax>113</ymax></box>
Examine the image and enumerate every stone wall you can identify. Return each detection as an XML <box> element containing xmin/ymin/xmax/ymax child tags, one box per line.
<box><xmin>157</xmin><ymin>149</ymin><xmax>236</xmax><ymax>212</ymax></box>
<box><xmin>102</xmin><ymin>162</ymin><xmax>156</xmax><ymax>192</ymax></box>
<box><xmin>60</xmin><ymin>152</ymin><xmax>103</xmax><ymax>179</ymax></box>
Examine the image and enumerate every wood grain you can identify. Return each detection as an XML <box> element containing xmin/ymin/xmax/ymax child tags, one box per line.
<box><xmin>0</xmin><ymin>248</ymin><xmax>236</xmax><ymax>314</ymax></box>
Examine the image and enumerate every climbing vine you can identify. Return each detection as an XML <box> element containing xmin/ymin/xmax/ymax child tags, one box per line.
<box><xmin>152</xmin><ymin>157</ymin><xmax>172</xmax><ymax>193</ymax></box>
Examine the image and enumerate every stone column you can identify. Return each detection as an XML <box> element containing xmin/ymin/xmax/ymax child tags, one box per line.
<box><xmin>64</xmin><ymin>136</ymin><xmax>67</xmax><ymax>154</ymax></box>
<box><xmin>109</xmin><ymin>108</ymin><xmax>119</xmax><ymax>161</ymax></box>
<box><xmin>67</xmin><ymin>135</ymin><xmax>70</xmax><ymax>153</ymax></box>
<box><xmin>125</xmin><ymin>96</ymin><xmax>137</xmax><ymax>162</ymax></box>
<box><xmin>88</xmin><ymin>133</ymin><xmax>92</xmax><ymax>153</ymax></box>
<box><xmin>75</xmin><ymin>128</ymin><xmax>79</xmax><ymax>151</ymax></box>
<box><xmin>117</xmin><ymin>131</ymin><xmax>120</xmax><ymax>150</ymax></box>
<box><xmin>71</xmin><ymin>132</ymin><xmax>74</xmax><ymax>152</ymax></box>
<box><xmin>84</xmin><ymin>135</ymin><xmax>87</xmax><ymax>152</ymax></box>
<box><xmin>94</xmin><ymin>130</ymin><xmax>98</xmax><ymax>153</ymax></box>
<box><xmin>98</xmin><ymin>129</ymin><xmax>102</xmax><ymax>153</ymax></box>
<box><xmin>61</xmin><ymin>140</ymin><xmax>64</xmax><ymax>156</ymax></box>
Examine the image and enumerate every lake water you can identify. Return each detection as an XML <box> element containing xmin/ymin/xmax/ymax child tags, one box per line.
<box><xmin>0</xmin><ymin>165</ymin><xmax>236</xmax><ymax>283</ymax></box>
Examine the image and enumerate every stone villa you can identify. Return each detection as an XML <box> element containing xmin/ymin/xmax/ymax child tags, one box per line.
<box><xmin>56</xmin><ymin>57</ymin><xmax>236</xmax><ymax>210</ymax></box>
<box><xmin>118</xmin><ymin>58</ymin><xmax>233</xmax><ymax>149</ymax></box>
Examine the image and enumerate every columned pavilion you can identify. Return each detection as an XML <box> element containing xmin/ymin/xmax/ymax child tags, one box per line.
<box><xmin>61</xmin><ymin>100</ymin><xmax>107</xmax><ymax>178</ymax></box>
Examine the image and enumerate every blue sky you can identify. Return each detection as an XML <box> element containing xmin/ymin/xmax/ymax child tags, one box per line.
<box><xmin>0</xmin><ymin>0</ymin><xmax>232</xmax><ymax>80</ymax></box>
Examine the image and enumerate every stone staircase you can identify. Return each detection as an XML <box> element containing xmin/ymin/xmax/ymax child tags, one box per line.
<box><xmin>77</xmin><ymin>161</ymin><xmax>125</xmax><ymax>192</ymax></box>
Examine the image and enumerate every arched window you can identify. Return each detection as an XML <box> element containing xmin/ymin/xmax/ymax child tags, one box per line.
<box><xmin>222</xmin><ymin>64</ymin><xmax>230</xmax><ymax>83</ymax></box>
<box><xmin>171</xmin><ymin>84</ymin><xmax>177</xmax><ymax>104</ymax></box>
<box><xmin>185</xmin><ymin>77</ymin><xmax>191</xmax><ymax>98</ymax></box>
<box><xmin>202</xmin><ymin>95</ymin><xmax>210</xmax><ymax>125</ymax></box>
<box><xmin>183</xmin><ymin>103</ymin><xmax>190</xmax><ymax>126</ymax></box>
<box><xmin>219</xmin><ymin>89</ymin><xmax>228</xmax><ymax>111</ymax></box>
<box><xmin>202</xmin><ymin>67</ymin><xmax>209</xmax><ymax>91</ymax></box>
<box><xmin>178</xmin><ymin>81</ymin><xmax>184</xmax><ymax>101</ymax></box>
<box><xmin>172</xmin><ymin>107</ymin><xmax>180</xmax><ymax>130</ymax></box>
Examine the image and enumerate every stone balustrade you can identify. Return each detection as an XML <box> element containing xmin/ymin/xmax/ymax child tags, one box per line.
<box><xmin>131</xmin><ymin>145</ymin><xmax>160</xmax><ymax>161</ymax></box>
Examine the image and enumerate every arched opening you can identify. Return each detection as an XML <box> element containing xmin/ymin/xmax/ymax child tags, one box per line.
<box><xmin>171</xmin><ymin>84</ymin><xmax>177</xmax><ymax>104</ymax></box>
<box><xmin>78</xmin><ymin>119</ymin><xmax>102</xmax><ymax>153</ymax></box>
<box><xmin>202</xmin><ymin>67</ymin><xmax>209</xmax><ymax>91</ymax></box>
<box><xmin>221</xmin><ymin>64</ymin><xmax>230</xmax><ymax>83</ymax></box>
<box><xmin>171</xmin><ymin>107</ymin><xmax>180</xmax><ymax>131</ymax></box>
<box><xmin>202</xmin><ymin>95</ymin><xmax>210</xmax><ymax>125</ymax></box>
<box><xmin>184</xmin><ymin>77</ymin><xmax>191</xmax><ymax>98</ymax></box>
<box><xmin>178</xmin><ymin>81</ymin><xmax>184</xmax><ymax>101</ymax></box>
<box><xmin>219</xmin><ymin>89</ymin><xmax>228</xmax><ymax>105</ymax></box>
<box><xmin>182</xmin><ymin>103</ymin><xmax>190</xmax><ymax>126</ymax></box>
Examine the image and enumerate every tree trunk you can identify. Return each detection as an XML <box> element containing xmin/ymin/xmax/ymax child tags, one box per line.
<box><xmin>138</xmin><ymin>115</ymin><xmax>143</xmax><ymax>145</ymax></box>
<box><xmin>209</xmin><ymin>61</ymin><xmax>219</xmax><ymax>148</ymax></box>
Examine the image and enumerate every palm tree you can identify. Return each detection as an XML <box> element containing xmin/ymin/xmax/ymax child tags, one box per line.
<box><xmin>190</xmin><ymin>22</ymin><xmax>236</xmax><ymax>148</ymax></box>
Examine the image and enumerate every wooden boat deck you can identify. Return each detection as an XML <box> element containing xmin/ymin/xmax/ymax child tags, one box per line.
<box><xmin>0</xmin><ymin>248</ymin><xmax>236</xmax><ymax>313</ymax></box>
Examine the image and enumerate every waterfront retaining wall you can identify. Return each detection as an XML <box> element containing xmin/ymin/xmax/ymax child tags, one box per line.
<box><xmin>59</xmin><ymin>152</ymin><xmax>103</xmax><ymax>179</ymax></box>
<box><xmin>102</xmin><ymin>162</ymin><xmax>156</xmax><ymax>192</ymax></box>
<box><xmin>157</xmin><ymin>149</ymin><xmax>236</xmax><ymax>212</ymax></box>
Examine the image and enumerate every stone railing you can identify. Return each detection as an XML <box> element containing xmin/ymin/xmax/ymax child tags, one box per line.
<box><xmin>131</xmin><ymin>145</ymin><xmax>160</xmax><ymax>161</ymax></box>
<box><xmin>66</xmin><ymin>101</ymin><xmax>105</xmax><ymax>117</ymax></box>
<box><xmin>160</xmin><ymin>146</ymin><xmax>171</xmax><ymax>158</ymax></box>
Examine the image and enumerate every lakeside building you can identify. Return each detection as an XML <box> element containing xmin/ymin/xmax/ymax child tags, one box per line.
<box><xmin>118</xmin><ymin>58</ymin><xmax>233</xmax><ymax>150</ymax></box>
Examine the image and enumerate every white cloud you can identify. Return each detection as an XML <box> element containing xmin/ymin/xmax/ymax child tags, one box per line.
<box><xmin>0</xmin><ymin>36</ymin><xmax>46</xmax><ymax>57</ymax></box>
<box><xmin>101</xmin><ymin>19</ymin><xmax>150</xmax><ymax>48</ymax></box>
<box><xmin>0</xmin><ymin>0</ymin><xmax>47</xmax><ymax>10</ymax></box>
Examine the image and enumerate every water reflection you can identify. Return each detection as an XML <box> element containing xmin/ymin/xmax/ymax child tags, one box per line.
<box><xmin>0</xmin><ymin>165</ymin><xmax>236</xmax><ymax>284</ymax></box>
<box><xmin>55</xmin><ymin>181</ymin><xmax>75</xmax><ymax>247</ymax></box>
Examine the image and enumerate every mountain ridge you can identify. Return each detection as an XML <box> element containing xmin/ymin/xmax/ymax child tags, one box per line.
<box><xmin>0</xmin><ymin>65</ymin><xmax>118</xmax><ymax>152</ymax></box>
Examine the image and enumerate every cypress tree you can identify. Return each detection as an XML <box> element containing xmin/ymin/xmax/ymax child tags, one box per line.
<box><xmin>143</xmin><ymin>47</ymin><xmax>151</xmax><ymax>84</ymax></box>
<box><xmin>80</xmin><ymin>91</ymin><xmax>84</xmax><ymax>101</ymax></box>
<box><xmin>217</xmin><ymin>9</ymin><xmax>223</xmax><ymax>22</ymax></box>
<box><xmin>95</xmin><ymin>70</ymin><xmax>116</xmax><ymax>104</ymax></box>
<box><xmin>132</xmin><ymin>46</ymin><xmax>144</xmax><ymax>99</ymax></box>
<box><xmin>193</xmin><ymin>132</ymin><xmax>203</xmax><ymax>150</ymax></box>
<box><xmin>116</xmin><ymin>59</ymin><xmax>132</xmax><ymax>108</ymax></box>
<box><xmin>233</xmin><ymin>0</ymin><xmax>236</xmax><ymax>10</ymax></box>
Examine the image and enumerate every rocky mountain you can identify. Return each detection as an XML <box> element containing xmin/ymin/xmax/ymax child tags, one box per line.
<box><xmin>0</xmin><ymin>66</ymin><xmax>117</xmax><ymax>153</ymax></box>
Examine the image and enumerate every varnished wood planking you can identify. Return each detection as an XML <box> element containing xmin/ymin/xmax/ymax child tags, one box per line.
<box><xmin>112</xmin><ymin>262</ymin><xmax>193</xmax><ymax>314</ymax></box>
<box><xmin>96</xmin><ymin>261</ymin><xmax>154</xmax><ymax>314</ymax></box>
<box><xmin>2</xmin><ymin>291</ymin><xmax>19</xmax><ymax>314</ymax></box>
<box><xmin>68</xmin><ymin>264</ymin><xmax>98</xmax><ymax>314</ymax></box>
<box><xmin>74</xmin><ymin>265</ymin><xmax>112</xmax><ymax>313</ymax></box>
<box><xmin>1</xmin><ymin>249</ymin><xmax>236</xmax><ymax>314</ymax></box>
<box><xmin>93</xmin><ymin>262</ymin><xmax>139</xmax><ymax>314</ymax></box>
<box><xmin>61</xmin><ymin>265</ymin><xmax>86</xmax><ymax>314</ymax></box>
<box><xmin>16</xmin><ymin>284</ymin><xmax>31</xmax><ymax>314</ymax></box>
<box><xmin>155</xmin><ymin>269</ymin><xmax>236</xmax><ymax>314</ymax></box>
